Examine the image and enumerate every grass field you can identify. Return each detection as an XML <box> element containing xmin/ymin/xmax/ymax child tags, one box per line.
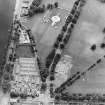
<box><xmin>39</xmin><ymin>8</ymin><xmax>69</xmax><ymax>46</ymax></box>
<box><xmin>64</xmin><ymin>0</ymin><xmax>105</xmax><ymax>94</ymax></box>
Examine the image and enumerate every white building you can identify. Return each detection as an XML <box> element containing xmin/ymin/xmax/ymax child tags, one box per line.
<box><xmin>19</xmin><ymin>30</ymin><xmax>30</xmax><ymax>44</ymax></box>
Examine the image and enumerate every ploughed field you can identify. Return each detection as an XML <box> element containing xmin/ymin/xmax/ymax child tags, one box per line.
<box><xmin>23</xmin><ymin>0</ymin><xmax>105</xmax><ymax>94</ymax></box>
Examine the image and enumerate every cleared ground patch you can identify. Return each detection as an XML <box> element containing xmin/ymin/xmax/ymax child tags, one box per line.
<box><xmin>16</xmin><ymin>45</ymin><xmax>34</xmax><ymax>58</ymax></box>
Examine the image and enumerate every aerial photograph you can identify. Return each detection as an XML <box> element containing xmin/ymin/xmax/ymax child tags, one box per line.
<box><xmin>0</xmin><ymin>0</ymin><xmax>105</xmax><ymax>105</ymax></box>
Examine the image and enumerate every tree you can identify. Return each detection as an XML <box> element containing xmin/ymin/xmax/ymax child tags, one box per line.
<box><xmin>100</xmin><ymin>43</ymin><xmax>105</xmax><ymax>49</ymax></box>
<box><xmin>11</xmin><ymin>34</ymin><xmax>19</xmax><ymax>42</ymax></box>
<box><xmin>99</xmin><ymin>0</ymin><xmax>105</xmax><ymax>3</ymax></box>
<box><xmin>9</xmin><ymin>54</ymin><xmax>13</xmax><ymax>61</ymax></box>
<box><xmin>2</xmin><ymin>82</ymin><xmax>11</xmax><ymax>93</ymax></box>
<box><xmin>65</xmin><ymin>15</ymin><xmax>73</xmax><ymax>25</ymax></box>
<box><xmin>74</xmin><ymin>0</ymin><xmax>80</xmax><ymax>6</ymax></box>
<box><xmin>57</xmin><ymin>34</ymin><xmax>63</xmax><ymax>42</ymax></box>
<box><xmin>10</xmin><ymin>92</ymin><xmax>19</xmax><ymax>98</ymax></box>
<box><xmin>32</xmin><ymin>0</ymin><xmax>42</xmax><ymax>7</ymax></box>
<box><xmin>67</xmin><ymin>27</ymin><xmax>72</xmax><ymax>34</ymax></box>
<box><xmin>47</xmin><ymin>4</ymin><xmax>53</xmax><ymax>10</ymax></box>
<box><xmin>53</xmin><ymin>41</ymin><xmax>59</xmax><ymax>48</ymax></box>
<box><xmin>5</xmin><ymin>64</ymin><xmax>13</xmax><ymax>73</ymax></box>
<box><xmin>102</xmin><ymin>28</ymin><xmax>105</xmax><ymax>33</ymax></box>
<box><xmin>40</xmin><ymin>83</ymin><xmax>47</xmax><ymax>91</ymax></box>
<box><xmin>45</xmin><ymin>49</ymin><xmax>56</xmax><ymax>68</ymax></box>
<box><xmin>62</xmin><ymin>25</ymin><xmax>67</xmax><ymax>32</ymax></box>
<box><xmin>72</xmin><ymin>18</ymin><xmax>77</xmax><ymax>24</ymax></box>
<box><xmin>54</xmin><ymin>2</ymin><xmax>58</xmax><ymax>8</ymax></box>
<box><xmin>20</xmin><ymin>93</ymin><xmax>27</xmax><ymax>99</ymax></box>
<box><xmin>60</xmin><ymin>43</ymin><xmax>64</xmax><ymax>50</ymax></box>
<box><xmin>38</xmin><ymin>5</ymin><xmax>46</xmax><ymax>13</ymax></box>
<box><xmin>28</xmin><ymin>10</ymin><xmax>34</xmax><ymax>17</ymax></box>
<box><xmin>50</xmin><ymin>75</ymin><xmax>55</xmax><ymax>81</ymax></box>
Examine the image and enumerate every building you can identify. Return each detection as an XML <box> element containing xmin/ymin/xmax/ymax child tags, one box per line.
<box><xmin>51</xmin><ymin>15</ymin><xmax>61</xmax><ymax>27</ymax></box>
